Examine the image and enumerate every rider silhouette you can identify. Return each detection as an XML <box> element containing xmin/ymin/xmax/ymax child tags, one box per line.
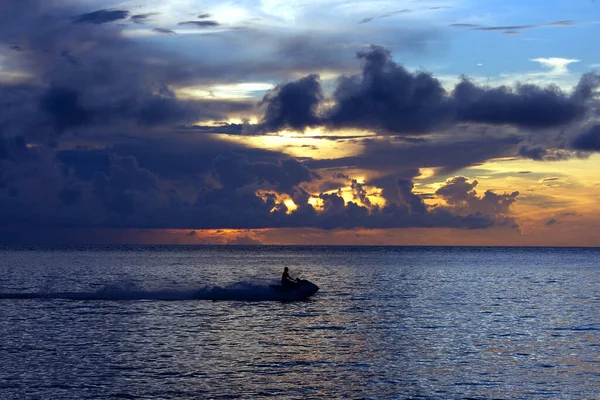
<box><xmin>281</xmin><ymin>267</ymin><xmax>297</xmax><ymax>287</ymax></box>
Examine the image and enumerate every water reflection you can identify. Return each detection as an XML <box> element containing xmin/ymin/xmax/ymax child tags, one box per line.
<box><xmin>1</xmin><ymin>246</ymin><xmax>599</xmax><ymax>398</ymax></box>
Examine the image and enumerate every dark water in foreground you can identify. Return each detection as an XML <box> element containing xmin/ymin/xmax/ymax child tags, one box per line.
<box><xmin>0</xmin><ymin>245</ymin><xmax>599</xmax><ymax>399</ymax></box>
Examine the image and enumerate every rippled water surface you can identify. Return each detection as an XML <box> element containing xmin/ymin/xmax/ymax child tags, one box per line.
<box><xmin>1</xmin><ymin>245</ymin><xmax>599</xmax><ymax>399</ymax></box>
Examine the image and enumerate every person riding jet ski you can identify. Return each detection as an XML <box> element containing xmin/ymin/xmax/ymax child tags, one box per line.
<box><xmin>281</xmin><ymin>267</ymin><xmax>297</xmax><ymax>288</ymax></box>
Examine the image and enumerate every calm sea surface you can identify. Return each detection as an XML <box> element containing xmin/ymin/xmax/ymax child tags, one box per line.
<box><xmin>0</xmin><ymin>245</ymin><xmax>598</xmax><ymax>399</ymax></box>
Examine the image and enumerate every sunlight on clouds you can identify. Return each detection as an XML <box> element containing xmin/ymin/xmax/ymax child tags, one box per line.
<box><xmin>218</xmin><ymin>131</ymin><xmax>366</xmax><ymax>159</ymax></box>
<box><xmin>256</xmin><ymin>190</ymin><xmax>297</xmax><ymax>214</ymax></box>
<box><xmin>256</xmin><ymin>184</ymin><xmax>385</xmax><ymax>215</ymax></box>
<box><xmin>260</xmin><ymin>0</ymin><xmax>298</xmax><ymax>22</ymax></box>
<box><xmin>530</xmin><ymin>58</ymin><xmax>580</xmax><ymax>76</ymax></box>
<box><xmin>132</xmin><ymin>0</ymin><xmax>206</xmax><ymax>25</ymax></box>
<box><xmin>322</xmin><ymin>181</ymin><xmax>386</xmax><ymax>208</ymax></box>
<box><xmin>0</xmin><ymin>55</ymin><xmax>32</xmax><ymax>82</ymax></box>
<box><xmin>308</xmin><ymin>196</ymin><xmax>324</xmax><ymax>210</ymax></box>
<box><xmin>415</xmin><ymin>168</ymin><xmax>436</xmax><ymax>180</ymax></box>
<box><xmin>177</xmin><ymin>82</ymin><xmax>273</xmax><ymax>100</ymax></box>
<box><xmin>210</xmin><ymin>4</ymin><xmax>251</xmax><ymax>25</ymax></box>
<box><xmin>284</xmin><ymin>199</ymin><xmax>297</xmax><ymax>212</ymax></box>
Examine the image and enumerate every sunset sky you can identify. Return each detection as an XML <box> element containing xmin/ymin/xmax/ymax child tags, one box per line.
<box><xmin>1</xmin><ymin>0</ymin><xmax>599</xmax><ymax>245</ymax></box>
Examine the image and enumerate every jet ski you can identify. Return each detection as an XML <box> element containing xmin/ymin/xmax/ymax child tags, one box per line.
<box><xmin>269</xmin><ymin>279</ymin><xmax>319</xmax><ymax>300</ymax></box>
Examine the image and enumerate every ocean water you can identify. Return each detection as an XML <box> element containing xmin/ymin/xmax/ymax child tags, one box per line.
<box><xmin>0</xmin><ymin>245</ymin><xmax>599</xmax><ymax>399</ymax></box>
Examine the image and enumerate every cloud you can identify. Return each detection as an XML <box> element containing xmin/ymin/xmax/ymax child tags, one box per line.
<box><xmin>546</xmin><ymin>218</ymin><xmax>558</xmax><ymax>226</ymax></box>
<box><xmin>518</xmin><ymin>146</ymin><xmax>581</xmax><ymax>161</ymax></box>
<box><xmin>327</xmin><ymin>46</ymin><xmax>452</xmax><ymax>133</ymax></box>
<box><xmin>435</xmin><ymin>176</ymin><xmax>519</xmax><ymax>217</ymax></box>
<box><xmin>474</xmin><ymin>25</ymin><xmax>535</xmax><ymax>31</ymax></box>
<box><xmin>176</xmin><ymin>123</ymin><xmax>246</xmax><ymax>135</ymax></box>
<box><xmin>260</xmin><ymin>74</ymin><xmax>323</xmax><ymax>132</ymax></box>
<box><xmin>531</xmin><ymin>58</ymin><xmax>580</xmax><ymax>76</ymax></box>
<box><xmin>177</xmin><ymin>20</ymin><xmax>220</xmax><ymax>28</ymax></box>
<box><xmin>358</xmin><ymin>9</ymin><xmax>413</xmax><ymax>24</ymax></box>
<box><xmin>450</xmin><ymin>20</ymin><xmax>578</xmax><ymax>33</ymax></box>
<box><xmin>131</xmin><ymin>13</ymin><xmax>160</xmax><ymax>24</ymax></box>
<box><xmin>571</xmin><ymin>125</ymin><xmax>600</xmax><ymax>151</ymax></box>
<box><xmin>0</xmin><ymin>3</ymin><xmax>258</xmax><ymax>139</ymax></box>
<box><xmin>226</xmin><ymin>235</ymin><xmax>263</xmax><ymax>245</ymax></box>
<box><xmin>450</xmin><ymin>23</ymin><xmax>478</xmax><ymax>28</ymax></box>
<box><xmin>40</xmin><ymin>87</ymin><xmax>91</xmax><ymax>132</ymax></box>
<box><xmin>308</xmin><ymin>134</ymin><xmax>522</xmax><ymax>177</ymax></box>
<box><xmin>0</xmin><ymin>0</ymin><xmax>593</xmax><ymax>240</ymax></box>
<box><xmin>452</xmin><ymin>76</ymin><xmax>590</xmax><ymax>129</ymax></box>
<box><xmin>259</xmin><ymin>46</ymin><xmax>598</xmax><ymax>134</ymax></box>
<box><xmin>210</xmin><ymin>154</ymin><xmax>316</xmax><ymax>193</ymax></box>
<box><xmin>73</xmin><ymin>9</ymin><xmax>130</xmax><ymax>24</ymax></box>
<box><xmin>152</xmin><ymin>28</ymin><xmax>176</xmax><ymax>35</ymax></box>
<box><xmin>1</xmin><ymin>135</ymin><xmax>520</xmax><ymax>232</ymax></box>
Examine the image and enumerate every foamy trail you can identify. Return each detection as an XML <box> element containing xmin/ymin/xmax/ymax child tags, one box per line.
<box><xmin>0</xmin><ymin>281</ymin><xmax>317</xmax><ymax>302</ymax></box>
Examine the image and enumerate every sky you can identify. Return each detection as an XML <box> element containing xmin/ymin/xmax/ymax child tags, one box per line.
<box><xmin>0</xmin><ymin>0</ymin><xmax>599</xmax><ymax>246</ymax></box>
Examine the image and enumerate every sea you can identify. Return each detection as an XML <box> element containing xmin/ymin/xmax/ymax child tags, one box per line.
<box><xmin>0</xmin><ymin>245</ymin><xmax>598</xmax><ymax>399</ymax></box>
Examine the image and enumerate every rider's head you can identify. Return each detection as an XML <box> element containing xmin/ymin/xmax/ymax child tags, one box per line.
<box><xmin>284</xmin><ymin>267</ymin><xmax>289</xmax><ymax>272</ymax></box>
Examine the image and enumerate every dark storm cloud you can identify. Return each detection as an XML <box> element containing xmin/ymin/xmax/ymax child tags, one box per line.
<box><xmin>36</xmin><ymin>84</ymin><xmax>246</xmax><ymax>132</ymax></box>
<box><xmin>395</xmin><ymin>177</ymin><xmax>427</xmax><ymax>213</ymax></box>
<box><xmin>571</xmin><ymin>125</ymin><xmax>600</xmax><ymax>151</ymax></box>
<box><xmin>0</xmin><ymin>1</ymin><xmax>567</xmax><ymax>238</ymax></box>
<box><xmin>58</xmin><ymin>135</ymin><xmax>287</xmax><ymax>183</ymax></box>
<box><xmin>260</xmin><ymin>46</ymin><xmax>598</xmax><ymax>134</ymax></box>
<box><xmin>325</xmin><ymin>46</ymin><xmax>452</xmax><ymax>133</ymax></box>
<box><xmin>0</xmin><ymin>2</ymin><xmax>257</xmax><ymax>141</ymax></box>
<box><xmin>57</xmin><ymin>149</ymin><xmax>111</xmax><ymax>180</ymax></box>
<box><xmin>0</xmin><ymin>132</ymin><xmax>519</xmax><ymax>233</ymax></box>
<box><xmin>90</xmin><ymin>155</ymin><xmax>162</xmax><ymax>216</ymax></box>
<box><xmin>0</xmin><ymin>83</ymin><xmax>53</xmax><ymax>139</ymax></box>
<box><xmin>210</xmin><ymin>153</ymin><xmax>316</xmax><ymax>193</ymax></box>
<box><xmin>260</xmin><ymin>74</ymin><xmax>323</xmax><ymax>131</ymax></box>
<box><xmin>307</xmin><ymin>135</ymin><xmax>522</xmax><ymax>176</ymax></box>
<box><xmin>73</xmin><ymin>9</ymin><xmax>129</xmax><ymax>24</ymax></box>
<box><xmin>518</xmin><ymin>146</ymin><xmax>580</xmax><ymax>161</ymax></box>
<box><xmin>351</xmin><ymin>179</ymin><xmax>371</xmax><ymax>206</ymax></box>
<box><xmin>435</xmin><ymin>176</ymin><xmax>518</xmax><ymax>216</ymax></box>
<box><xmin>40</xmin><ymin>87</ymin><xmax>91</xmax><ymax>132</ymax></box>
<box><xmin>176</xmin><ymin>123</ymin><xmax>245</xmax><ymax>135</ymax></box>
<box><xmin>368</xmin><ymin>170</ymin><xmax>420</xmax><ymax>205</ymax></box>
<box><xmin>453</xmin><ymin>77</ymin><xmax>591</xmax><ymax>129</ymax></box>
<box><xmin>518</xmin><ymin>145</ymin><xmax>548</xmax><ymax>161</ymax></box>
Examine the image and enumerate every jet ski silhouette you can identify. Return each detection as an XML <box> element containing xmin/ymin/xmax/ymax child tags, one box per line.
<box><xmin>269</xmin><ymin>278</ymin><xmax>319</xmax><ymax>300</ymax></box>
<box><xmin>271</xmin><ymin>267</ymin><xmax>319</xmax><ymax>299</ymax></box>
